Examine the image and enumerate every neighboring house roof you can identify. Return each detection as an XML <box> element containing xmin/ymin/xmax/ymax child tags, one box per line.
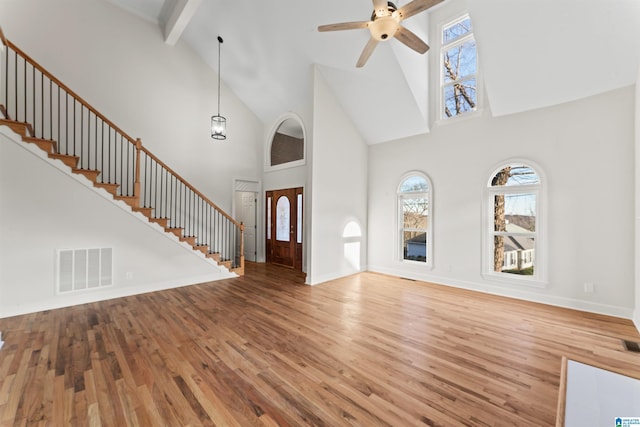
<box><xmin>407</xmin><ymin>233</ymin><xmax>426</xmax><ymax>245</ymax></box>
<box><xmin>505</xmin><ymin>222</ymin><xmax>532</xmax><ymax>233</ymax></box>
<box><xmin>504</xmin><ymin>235</ymin><xmax>534</xmax><ymax>252</ymax></box>
<box><xmin>500</xmin><ymin>222</ymin><xmax>535</xmax><ymax>252</ymax></box>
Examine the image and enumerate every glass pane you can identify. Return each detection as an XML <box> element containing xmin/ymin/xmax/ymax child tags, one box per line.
<box><xmin>491</xmin><ymin>164</ymin><xmax>540</xmax><ymax>187</ymax></box>
<box><xmin>403</xmin><ymin>197</ymin><xmax>428</xmax><ymax>229</ymax></box>
<box><xmin>276</xmin><ymin>196</ymin><xmax>290</xmax><ymax>242</ymax></box>
<box><xmin>443</xmin><ymin>40</ymin><xmax>476</xmax><ymax>83</ymax></box>
<box><xmin>494</xmin><ymin>236</ymin><xmax>535</xmax><ymax>275</ymax></box>
<box><xmin>267</xmin><ymin>197</ymin><xmax>272</xmax><ymax>239</ymax></box>
<box><xmin>494</xmin><ymin>193</ymin><xmax>536</xmax><ymax>232</ymax></box>
<box><xmin>271</xmin><ymin>135</ymin><xmax>304</xmax><ymax>166</ymax></box>
<box><xmin>443</xmin><ymin>16</ymin><xmax>472</xmax><ymax>44</ymax></box>
<box><xmin>443</xmin><ymin>78</ymin><xmax>476</xmax><ymax>117</ymax></box>
<box><xmin>403</xmin><ymin>231</ymin><xmax>427</xmax><ymax>262</ymax></box>
<box><xmin>297</xmin><ymin>194</ymin><xmax>302</xmax><ymax>244</ymax></box>
<box><xmin>400</xmin><ymin>175</ymin><xmax>428</xmax><ymax>193</ymax></box>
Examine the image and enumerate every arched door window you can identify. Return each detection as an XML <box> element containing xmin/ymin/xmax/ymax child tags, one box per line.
<box><xmin>398</xmin><ymin>173</ymin><xmax>432</xmax><ymax>266</ymax></box>
<box><xmin>275</xmin><ymin>196</ymin><xmax>291</xmax><ymax>241</ymax></box>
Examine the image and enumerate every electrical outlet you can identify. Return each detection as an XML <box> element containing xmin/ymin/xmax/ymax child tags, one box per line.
<box><xmin>583</xmin><ymin>282</ymin><xmax>595</xmax><ymax>293</ymax></box>
<box><xmin>126</xmin><ymin>272</ymin><xmax>133</xmax><ymax>280</ymax></box>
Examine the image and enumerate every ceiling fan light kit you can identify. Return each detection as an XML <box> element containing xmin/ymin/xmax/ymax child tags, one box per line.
<box><xmin>318</xmin><ymin>0</ymin><xmax>441</xmax><ymax>67</ymax></box>
<box><xmin>369</xmin><ymin>14</ymin><xmax>400</xmax><ymax>41</ymax></box>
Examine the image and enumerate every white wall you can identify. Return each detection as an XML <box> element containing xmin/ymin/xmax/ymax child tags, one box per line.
<box><xmin>369</xmin><ymin>87</ymin><xmax>636</xmax><ymax>318</ymax></box>
<box><xmin>0</xmin><ymin>128</ymin><xmax>233</xmax><ymax>318</ymax></box>
<box><xmin>0</xmin><ymin>0</ymin><xmax>263</xmax><ymax>212</ymax></box>
<box><xmin>308</xmin><ymin>68</ymin><xmax>368</xmax><ymax>285</ymax></box>
<box><xmin>0</xmin><ymin>0</ymin><xmax>262</xmax><ymax>317</ymax></box>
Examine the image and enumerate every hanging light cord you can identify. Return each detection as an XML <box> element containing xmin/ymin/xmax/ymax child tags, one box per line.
<box><xmin>217</xmin><ymin>36</ymin><xmax>223</xmax><ymax>116</ymax></box>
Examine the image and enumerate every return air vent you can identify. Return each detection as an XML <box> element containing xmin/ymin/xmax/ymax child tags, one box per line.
<box><xmin>57</xmin><ymin>248</ymin><xmax>113</xmax><ymax>293</ymax></box>
<box><xmin>623</xmin><ymin>340</ymin><xmax>640</xmax><ymax>353</ymax></box>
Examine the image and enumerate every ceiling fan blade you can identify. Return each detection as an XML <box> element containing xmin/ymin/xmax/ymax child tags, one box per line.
<box><xmin>395</xmin><ymin>26</ymin><xmax>429</xmax><ymax>54</ymax></box>
<box><xmin>356</xmin><ymin>37</ymin><xmax>379</xmax><ymax>68</ymax></box>
<box><xmin>318</xmin><ymin>21</ymin><xmax>369</xmax><ymax>32</ymax></box>
<box><xmin>373</xmin><ymin>0</ymin><xmax>388</xmax><ymax>17</ymax></box>
<box><xmin>397</xmin><ymin>0</ymin><xmax>444</xmax><ymax>20</ymax></box>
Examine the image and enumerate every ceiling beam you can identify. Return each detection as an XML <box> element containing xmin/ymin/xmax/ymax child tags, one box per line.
<box><xmin>163</xmin><ymin>0</ymin><xmax>202</xmax><ymax>46</ymax></box>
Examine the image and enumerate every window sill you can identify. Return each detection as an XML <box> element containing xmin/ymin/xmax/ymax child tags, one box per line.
<box><xmin>264</xmin><ymin>159</ymin><xmax>306</xmax><ymax>173</ymax></box>
<box><xmin>434</xmin><ymin>108</ymin><xmax>484</xmax><ymax>128</ymax></box>
<box><xmin>481</xmin><ymin>271</ymin><xmax>548</xmax><ymax>289</ymax></box>
<box><xmin>399</xmin><ymin>259</ymin><xmax>434</xmax><ymax>271</ymax></box>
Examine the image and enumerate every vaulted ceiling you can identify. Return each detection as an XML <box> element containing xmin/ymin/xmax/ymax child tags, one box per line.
<box><xmin>105</xmin><ymin>0</ymin><xmax>640</xmax><ymax>144</ymax></box>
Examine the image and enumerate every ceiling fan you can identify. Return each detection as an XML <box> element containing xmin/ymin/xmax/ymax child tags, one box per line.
<box><xmin>318</xmin><ymin>0</ymin><xmax>443</xmax><ymax>67</ymax></box>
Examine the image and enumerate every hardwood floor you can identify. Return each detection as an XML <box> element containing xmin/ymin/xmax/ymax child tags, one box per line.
<box><xmin>1</xmin><ymin>263</ymin><xmax>639</xmax><ymax>426</ymax></box>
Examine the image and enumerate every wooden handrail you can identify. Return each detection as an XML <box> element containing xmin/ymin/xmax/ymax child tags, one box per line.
<box><xmin>5</xmin><ymin>39</ymin><xmax>138</xmax><ymax>145</ymax></box>
<box><xmin>139</xmin><ymin>145</ymin><xmax>242</xmax><ymax>228</ymax></box>
<box><xmin>4</xmin><ymin>30</ymin><xmax>243</xmax><ymax>269</ymax></box>
<box><xmin>7</xmin><ymin>35</ymin><xmax>238</xmax><ymax>227</ymax></box>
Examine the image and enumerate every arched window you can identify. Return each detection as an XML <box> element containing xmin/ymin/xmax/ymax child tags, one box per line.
<box><xmin>398</xmin><ymin>173</ymin><xmax>432</xmax><ymax>265</ymax></box>
<box><xmin>484</xmin><ymin>162</ymin><xmax>545</xmax><ymax>285</ymax></box>
<box><xmin>267</xmin><ymin>115</ymin><xmax>306</xmax><ymax>170</ymax></box>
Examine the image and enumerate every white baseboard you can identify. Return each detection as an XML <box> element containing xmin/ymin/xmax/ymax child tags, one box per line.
<box><xmin>368</xmin><ymin>264</ymin><xmax>634</xmax><ymax>319</ymax></box>
<box><xmin>306</xmin><ymin>265</ymin><xmax>368</xmax><ymax>286</ymax></box>
<box><xmin>0</xmin><ymin>272</ymin><xmax>235</xmax><ymax>319</ymax></box>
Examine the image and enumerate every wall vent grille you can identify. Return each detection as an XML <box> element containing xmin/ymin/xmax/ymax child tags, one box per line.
<box><xmin>623</xmin><ymin>340</ymin><xmax>640</xmax><ymax>353</ymax></box>
<box><xmin>57</xmin><ymin>248</ymin><xmax>113</xmax><ymax>293</ymax></box>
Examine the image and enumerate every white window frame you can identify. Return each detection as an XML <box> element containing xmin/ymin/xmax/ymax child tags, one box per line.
<box><xmin>397</xmin><ymin>172</ymin><xmax>433</xmax><ymax>268</ymax></box>
<box><xmin>438</xmin><ymin>13</ymin><xmax>481</xmax><ymax>122</ymax></box>
<box><xmin>482</xmin><ymin>160</ymin><xmax>547</xmax><ymax>287</ymax></box>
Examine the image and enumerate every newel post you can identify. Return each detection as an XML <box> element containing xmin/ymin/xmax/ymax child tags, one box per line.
<box><xmin>134</xmin><ymin>138</ymin><xmax>142</xmax><ymax>204</ymax></box>
<box><xmin>239</xmin><ymin>222</ymin><xmax>245</xmax><ymax>275</ymax></box>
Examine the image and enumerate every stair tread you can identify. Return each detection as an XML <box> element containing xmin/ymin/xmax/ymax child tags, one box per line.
<box><xmin>73</xmin><ymin>168</ymin><xmax>101</xmax><ymax>175</ymax></box>
<box><xmin>21</xmin><ymin>136</ymin><xmax>57</xmax><ymax>154</ymax></box>
<box><xmin>48</xmin><ymin>153</ymin><xmax>79</xmax><ymax>161</ymax></box>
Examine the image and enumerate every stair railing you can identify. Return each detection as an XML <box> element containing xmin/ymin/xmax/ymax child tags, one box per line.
<box><xmin>0</xmin><ymin>28</ymin><xmax>244</xmax><ymax>272</ymax></box>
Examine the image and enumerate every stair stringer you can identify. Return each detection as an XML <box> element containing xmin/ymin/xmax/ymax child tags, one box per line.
<box><xmin>0</xmin><ymin>124</ymin><xmax>236</xmax><ymax>318</ymax></box>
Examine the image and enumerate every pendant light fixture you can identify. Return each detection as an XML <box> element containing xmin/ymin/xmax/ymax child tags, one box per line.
<box><xmin>211</xmin><ymin>35</ymin><xmax>226</xmax><ymax>140</ymax></box>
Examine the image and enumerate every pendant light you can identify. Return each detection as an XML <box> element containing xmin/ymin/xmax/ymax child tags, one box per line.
<box><xmin>211</xmin><ymin>36</ymin><xmax>226</xmax><ymax>140</ymax></box>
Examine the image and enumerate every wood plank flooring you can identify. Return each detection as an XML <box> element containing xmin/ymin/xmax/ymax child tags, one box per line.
<box><xmin>1</xmin><ymin>262</ymin><xmax>639</xmax><ymax>426</ymax></box>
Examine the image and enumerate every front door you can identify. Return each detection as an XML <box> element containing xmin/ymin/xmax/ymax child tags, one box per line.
<box><xmin>266</xmin><ymin>188</ymin><xmax>303</xmax><ymax>270</ymax></box>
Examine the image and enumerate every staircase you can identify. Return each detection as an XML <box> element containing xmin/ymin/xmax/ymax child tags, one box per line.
<box><xmin>0</xmin><ymin>28</ymin><xmax>244</xmax><ymax>275</ymax></box>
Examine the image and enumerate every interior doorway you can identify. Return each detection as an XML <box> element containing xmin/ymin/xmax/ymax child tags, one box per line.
<box><xmin>266</xmin><ymin>187</ymin><xmax>303</xmax><ymax>270</ymax></box>
<box><xmin>234</xmin><ymin>183</ymin><xmax>259</xmax><ymax>263</ymax></box>
<box><xmin>235</xmin><ymin>191</ymin><xmax>257</xmax><ymax>262</ymax></box>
